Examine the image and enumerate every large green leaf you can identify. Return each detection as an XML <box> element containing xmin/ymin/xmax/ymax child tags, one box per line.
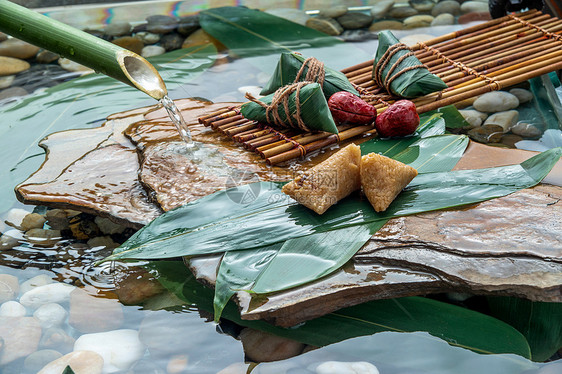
<box><xmin>487</xmin><ymin>297</ymin><xmax>562</xmax><ymax>361</ymax></box>
<box><xmin>149</xmin><ymin>261</ymin><xmax>532</xmax><ymax>358</ymax></box>
<box><xmin>213</xmin><ymin>116</ymin><xmax>468</xmax><ymax>319</ymax></box>
<box><xmin>0</xmin><ymin>45</ymin><xmax>217</xmax><ymax>214</ymax></box>
<box><xmin>103</xmin><ymin>147</ymin><xmax>561</xmax><ymax>263</ymax></box>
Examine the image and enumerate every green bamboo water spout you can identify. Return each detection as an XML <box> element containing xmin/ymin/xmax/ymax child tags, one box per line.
<box><xmin>0</xmin><ymin>0</ymin><xmax>167</xmax><ymax>100</ymax></box>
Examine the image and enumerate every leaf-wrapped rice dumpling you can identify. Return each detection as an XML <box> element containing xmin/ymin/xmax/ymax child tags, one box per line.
<box><xmin>260</xmin><ymin>52</ymin><xmax>359</xmax><ymax>98</ymax></box>
<box><xmin>241</xmin><ymin>81</ymin><xmax>339</xmax><ymax>133</ymax></box>
<box><xmin>373</xmin><ymin>31</ymin><xmax>447</xmax><ymax>98</ymax></box>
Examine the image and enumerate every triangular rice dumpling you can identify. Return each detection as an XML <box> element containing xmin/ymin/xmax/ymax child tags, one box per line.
<box><xmin>361</xmin><ymin>152</ymin><xmax>418</xmax><ymax>212</ymax></box>
<box><xmin>282</xmin><ymin>144</ymin><xmax>362</xmax><ymax>215</ymax></box>
<box><xmin>241</xmin><ymin>82</ymin><xmax>339</xmax><ymax>133</ymax></box>
<box><xmin>373</xmin><ymin>31</ymin><xmax>447</xmax><ymax>98</ymax></box>
<box><xmin>260</xmin><ymin>52</ymin><xmax>358</xmax><ymax>98</ymax></box>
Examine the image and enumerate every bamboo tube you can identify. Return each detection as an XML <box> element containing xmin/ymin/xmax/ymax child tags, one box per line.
<box><xmin>203</xmin><ymin>110</ymin><xmax>240</xmax><ymax>126</ymax></box>
<box><xmin>266</xmin><ymin>125</ymin><xmax>374</xmax><ymax>165</ymax></box>
<box><xmin>215</xmin><ymin>118</ymin><xmax>250</xmax><ymax>132</ymax></box>
<box><xmin>234</xmin><ymin>128</ymin><xmax>270</xmax><ymax>142</ymax></box>
<box><xmin>0</xmin><ymin>0</ymin><xmax>167</xmax><ymax>99</ymax></box>
<box><xmin>340</xmin><ymin>59</ymin><xmax>374</xmax><ymax>74</ymax></box>
<box><xmin>198</xmin><ymin>107</ymin><xmax>234</xmax><ymax>123</ymax></box>
<box><xmin>223</xmin><ymin>123</ymin><xmax>257</xmax><ymax>136</ymax></box>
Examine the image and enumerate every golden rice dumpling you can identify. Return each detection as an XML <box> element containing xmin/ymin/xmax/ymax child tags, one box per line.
<box><xmin>361</xmin><ymin>153</ymin><xmax>418</xmax><ymax>212</ymax></box>
<box><xmin>282</xmin><ymin>144</ymin><xmax>361</xmax><ymax>214</ymax></box>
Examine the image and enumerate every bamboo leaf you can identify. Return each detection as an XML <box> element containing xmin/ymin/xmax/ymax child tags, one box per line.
<box><xmin>214</xmin><ymin>126</ymin><xmax>468</xmax><ymax>318</ymax></box>
<box><xmin>487</xmin><ymin>297</ymin><xmax>562</xmax><ymax>361</ymax></box>
<box><xmin>149</xmin><ymin>261</ymin><xmax>532</xmax><ymax>358</ymax></box>
<box><xmin>104</xmin><ymin>147</ymin><xmax>561</xmax><ymax>263</ymax></box>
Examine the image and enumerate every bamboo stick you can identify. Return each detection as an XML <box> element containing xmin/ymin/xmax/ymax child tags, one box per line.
<box><xmin>266</xmin><ymin>125</ymin><xmax>374</xmax><ymax>165</ymax></box>
<box><xmin>223</xmin><ymin>123</ymin><xmax>257</xmax><ymax>136</ymax></box>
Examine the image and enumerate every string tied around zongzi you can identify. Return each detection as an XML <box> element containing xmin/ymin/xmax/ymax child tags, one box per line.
<box><xmin>245</xmin><ymin>81</ymin><xmax>314</xmax><ymax>132</ymax></box>
<box><xmin>373</xmin><ymin>43</ymin><xmax>426</xmax><ymax>93</ymax></box>
<box><xmin>294</xmin><ymin>57</ymin><xmax>326</xmax><ymax>88</ymax></box>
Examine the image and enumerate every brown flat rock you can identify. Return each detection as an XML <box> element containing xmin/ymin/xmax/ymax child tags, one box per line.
<box><xmin>16</xmin><ymin>115</ymin><xmax>161</xmax><ymax>228</ymax></box>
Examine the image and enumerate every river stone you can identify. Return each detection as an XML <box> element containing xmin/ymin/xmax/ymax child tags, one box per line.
<box><xmin>21</xmin><ymin>212</ymin><xmax>46</xmax><ymax>231</ymax></box>
<box><xmin>431</xmin><ymin>0</ymin><xmax>461</xmax><ymax>16</ymax></box>
<box><xmin>177</xmin><ymin>15</ymin><xmax>200</xmax><ymax>36</ymax></box>
<box><xmin>0</xmin><ymin>274</ymin><xmax>19</xmax><ymax>303</ymax></box>
<box><xmin>114</xmin><ymin>268</ymin><xmax>165</xmax><ymax>305</ymax></box>
<box><xmin>473</xmin><ymin>91</ymin><xmax>519</xmax><ymax>112</ymax></box>
<box><xmin>501</xmin><ymin>134</ymin><xmax>524</xmax><ymax>148</ymax></box>
<box><xmin>399</xmin><ymin>33</ymin><xmax>435</xmax><ymax>47</ymax></box>
<box><xmin>0</xmin><ymin>56</ymin><xmax>30</xmax><ymax>76</ymax></box>
<box><xmin>112</xmin><ymin>36</ymin><xmax>144</xmax><ymax>55</ymax></box>
<box><xmin>36</xmin><ymin>49</ymin><xmax>60</xmax><ymax>63</ymax></box>
<box><xmin>409</xmin><ymin>0</ymin><xmax>435</xmax><ymax>13</ymax></box>
<box><xmin>0</xmin><ymin>38</ymin><xmax>39</xmax><ymax>59</ymax></box>
<box><xmin>0</xmin><ymin>301</ymin><xmax>26</xmax><ymax>317</ymax></box>
<box><xmin>25</xmin><ymin>228</ymin><xmax>62</xmax><ymax>247</ymax></box>
<box><xmin>74</xmin><ymin>329</ymin><xmax>146</xmax><ymax>373</ymax></box>
<box><xmin>3</xmin><ymin>208</ymin><xmax>29</xmax><ymax>229</ymax></box>
<box><xmin>146</xmin><ymin>15</ymin><xmax>178</xmax><ymax>34</ymax></box>
<box><xmin>58</xmin><ymin>58</ymin><xmax>93</xmax><ymax>73</ymax></box>
<box><xmin>369</xmin><ymin>20</ymin><xmax>404</xmax><ymax>31</ymax></box>
<box><xmin>0</xmin><ymin>229</ymin><xmax>23</xmax><ymax>250</ymax></box>
<box><xmin>0</xmin><ymin>32</ymin><xmax>6</xmax><ymax>42</ymax></box>
<box><xmin>20</xmin><ymin>282</ymin><xmax>75</xmax><ymax>309</ymax></box>
<box><xmin>33</xmin><ymin>303</ymin><xmax>68</xmax><ymax>328</ymax></box>
<box><xmin>509</xmin><ymin>88</ymin><xmax>533</xmax><ymax>104</ymax></box>
<box><xmin>403</xmin><ymin>15</ymin><xmax>434</xmax><ymax>29</ymax></box>
<box><xmin>371</xmin><ymin>0</ymin><xmax>395</xmax><ymax>19</ymax></box>
<box><xmin>458</xmin><ymin>11</ymin><xmax>492</xmax><ymax>24</ymax></box>
<box><xmin>459</xmin><ymin>109</ymin><xmax>487</xmax><ymax>128</ymax></box>
<box><xmin>336</xmin><ymin>13</ymin><xmax>373</xmax><ymax>29</ymax></box>
<box><xmin>87</xmin><ymin>236</ymin><xmax>119</xmax><ymax>249</ymax></box>
<box><xmin>104</xmin><ymin>21</ymin><xmax>132</xmax><ymax>37</ymax></box>
<box><xmin>315</xmin><ymin>361</ymin><xmax>379</xmax><ymax>374</ymax></box>
<box><xmin>20</xmin><ymin>274</ymin><xmax>54</xmax><ymax>295</ymax></box>
<box><xmin>38</xmin><ymin>350</ymin><xmax>104</xmax><ymax>374</ymax></box>
<box><xmin>319</xmin><ymin>5</ymin><xmax>348</xmax><ymax>18</ymax></box>
<box><xmin>24</xmin><ymin>349</ymin><xmax>63</xmax><ymax>373</ymax></box>
<box><xmin>134</xmin><ymin>31</ymin><xmax>160</xmax><ymax>45</ymax></box>
<box><xmin>340</xmin><ymin>29</ymin><xmax>377</xmax><ymax>42</ymax></box>
<box><xmin>159</xmin><ymin>32</ymin><xmax>185</xmax><ymax>51</ymax></box>
<box><xmin>468</xmin><ymin>124</ymin><xmax>503</xmax><ymax>143</ymax></box>
<box><xmin>45</xmin><ymin>209</ymin><xmax>70</xmax><ymax>230</ymax></box>
<box><xmin>431</xmin><ymin>13</ymin><xmax>455</xmax><ymax>26</ymax></box>
<box><xmin>181</xmin><ymin>29</ymin><xmax>226</xmax><ymax>51</ymax></box>
<box><xmin>239</xmin><ymin>328</ymin><xmax>305</xmax><ymax>362</ymax></box>
<box><xmin>94</xmin><ymin>216</ymin><xmax>126</xmax><ymax>235</ymax></box>
<box><xmin>0</xmin><ymin>86</ymin><xmax>28</xmax><ymax>100</ymax></box>
<box><xmin>0</xmin><ymin>317</ymin><xmax>41</xmax><ymax>365</ymax></box>
<box><xmin>461</xmin><ymin>1</ymin><xmax>489</xmax><ymax>13</ymax></box>
<box><xmin>69</xmin><ymin>287</ymin><xmax>124</xmax><ymax>333</ymax></box>
<box><xmin>265</xmin><ymin>8</ymin><xmax>310</xmax><ymax>25</ymax></box>
<box><xmin>39</xmin><ymin>327</ymin><xmax>75</xmax><ymax>353</ymax></box>
<box><xmin>511</xmin><ymin>122</ymin><xmax>542</xmax><ymax>138</ymax></box>
<box><xmin>388</xmin><ymin>6</ymin><xmax>418</xmax><ymax>18</ymax></box>
<box><xmin>306</xmin><ymin>17</ymin><xmax>344</xmax><ymax>36</ymax></box>
<box><xmin>0</xmin><ymin>74</ymin><xmax>14</xmax><ymax>89</ymax></box>
<box><xmin>483</xmin><ymin>110</ymin><xmax>519</xmax><ymax>132</ymax></box>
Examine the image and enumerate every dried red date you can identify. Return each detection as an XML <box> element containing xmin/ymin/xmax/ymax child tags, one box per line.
<box><xmin>328</xmin><ymin>91</ymin><xmax>377</xmax><ymax>125</ymax></box>
<box><xmin>375</xmin><ymin>100</ymin><xmax>419</xmax><ymax>138</ymax></box>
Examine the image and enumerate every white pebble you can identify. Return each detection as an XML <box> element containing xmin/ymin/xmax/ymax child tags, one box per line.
<box><xmin>511</xmin><ymin>122</ymin><xmax>542</xmax><ymax>138</ymax></box>
<box><xmin>19</xmin><ymin>274</ymin><xmax>54</xmax><ymax>296</ymax></box>
<box><xmin>483</xmin><ymin>110</ymin><xmax>519</xmax><ymax>132</ymax></box>
<box><xmin>21</xmin><ymin>213</ymin><xmax>46</xmax><ymax>231</ymax></box>
<box><xmin>3</xmin><ymin>208</ymin><xmax>30</xmax><ymax>230</ymax></box>
<box><xmin>74</xmin><ymin>329</ymin><xmax>146</xmax><ymax>373</ymax></box>
<box><xmin>459</xmin><ymin>109</ymin><xmax>487</xmax><ymax>128</ymax></box>
<box><xmin>20</xmin><ymin>283</ymin><xmax>75</xmax><ymax>309</ymax></box>
<box><xmin>33</xmin><ymin>303</ymin><xmax>68</xmax><ymax>328</ymax></box>
<box><xmin>0</xmin><ymin>229</ymin><xmax>23</xmax><ymax>250</ymax></box>
<box><xmin>315</xmin><ymin>361</ymin><xmax>379</xmax><ymax>374</ymax></box>
<box><xmin>58</xmin><ymin>58</ymin><xmax>94</xmax><ymax>74</ymax></box>
<box><xmin>509</xmin><ymin>88</ymin><xmax>533</xmax><ymax>104</ymax></box>
<box><xmin>0</xmin><ymin>301</ymin><xmax>26</xmax><ymax>317</ymax></box>
<box><xmin>141</xmin><ymin>45</ymin><xmax>166</xmax><ymax>58</ymax></box>
<box><xmin>473</xmin><ymin>91</ymin><xmax>519</xmax><ymax>113</ymax></box>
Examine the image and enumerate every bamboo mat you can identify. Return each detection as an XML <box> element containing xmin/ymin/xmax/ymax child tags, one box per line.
<box><xmin>199</xmin><ymin>10</ymin><xmax>562</xmax><ymax>165</ymax></box>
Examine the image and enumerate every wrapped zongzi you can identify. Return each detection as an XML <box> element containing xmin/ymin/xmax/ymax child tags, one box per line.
<box><xmin>373</xmin><ymin>31</ymin><xmax>447</xmax><ymax>98</ymax></box>
<box><xmin>241</xmin><ymin>81</ymin><xmax>338</xmax><ymax>133</ymax></box>
<box><xmin>260</xmin><ymin>52</ymin><xmax>358</xmax><ymax>99</ymax></box>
